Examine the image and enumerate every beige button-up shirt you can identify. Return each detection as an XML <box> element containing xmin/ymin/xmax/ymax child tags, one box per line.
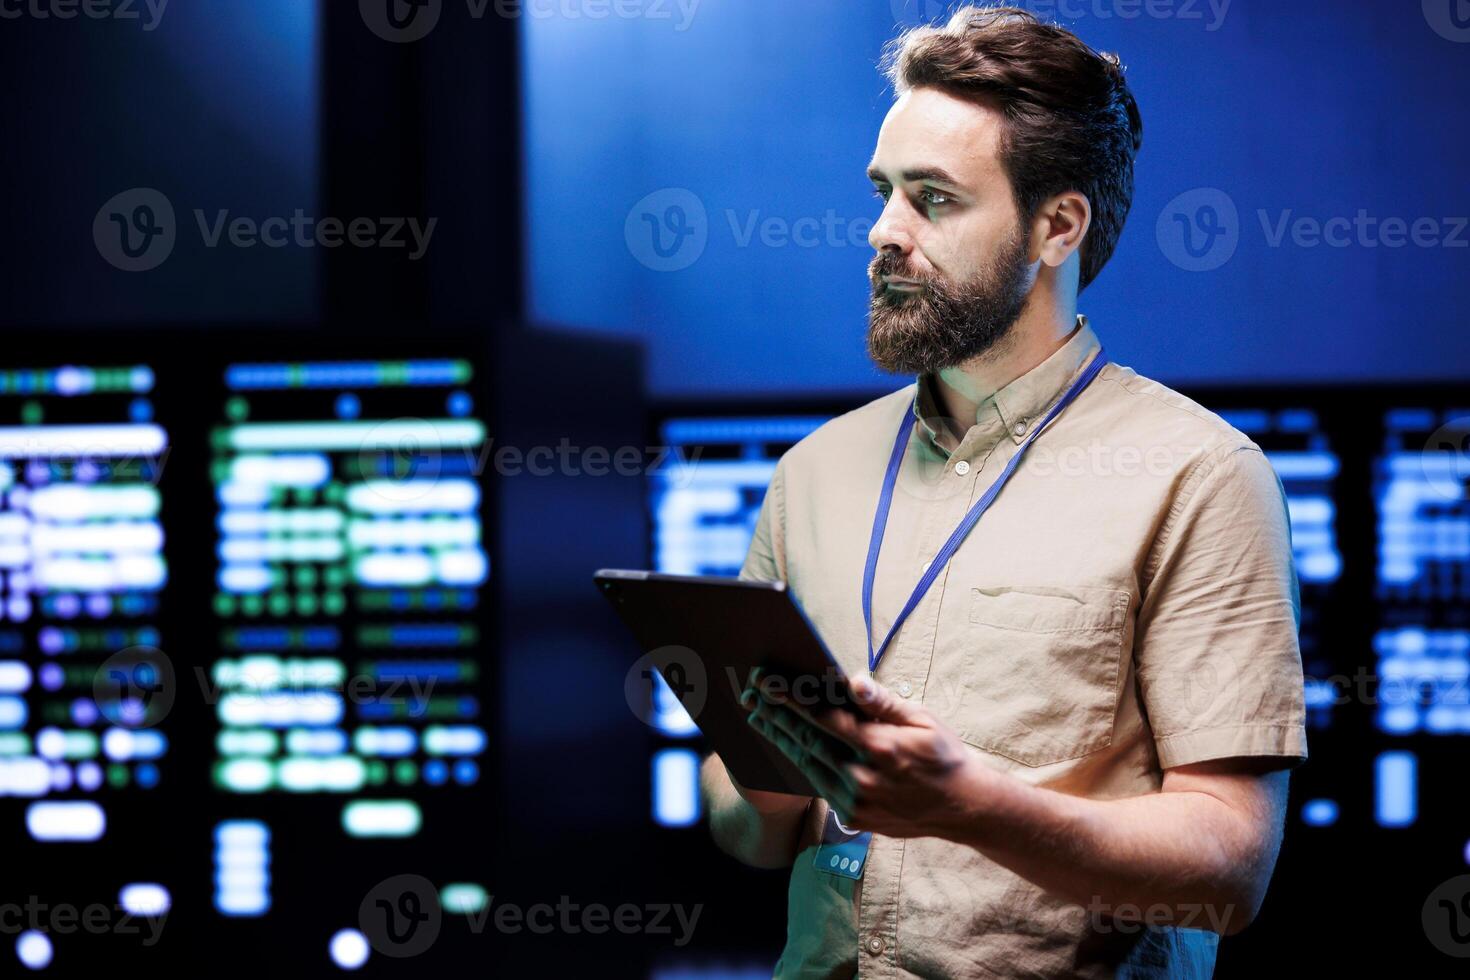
<box><xmin>737</xmin><ymin>316</ymin><xmax>1308</xmax><ymax>978</ymax></box>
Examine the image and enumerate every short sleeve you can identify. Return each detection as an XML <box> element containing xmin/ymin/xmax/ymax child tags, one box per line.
<box><xmin>1135</xmin><ymin>444</ymin><xmax>1308</xmax><ymax>770</ymax></box>
<box><xmin>738</xmin><ymin>456</ymin><xmax>788</xmax><ymax>584</ymax></box>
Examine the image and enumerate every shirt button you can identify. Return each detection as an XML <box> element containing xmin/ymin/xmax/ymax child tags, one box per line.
<box><xmin>866</xmin><ymin>935</ymin><xmax>886</xmax><ymax>955</ymax></box>
<box><xmin>954</xmin><ymin>459</ymin><xmax>971</xmax><ymax>476</ymax></box>
<box><xmin>897</xmin><ymin>681</ymin><xmax>913</xmax><ymax>698</ymax></box>
<box><xmin>1012</xmin><ymin>419</ymin><xmax>1028</xmax><ymax>437</ymax></box>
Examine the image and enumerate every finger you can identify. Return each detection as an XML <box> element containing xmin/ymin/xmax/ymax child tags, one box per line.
<box><xmin>757</xmin><ymin>683</ymin><xmax>870</xmax><ymax>755</ymax></box>
<box><xmin>845</xmin><ymin>762</ymin><xmax>880</xmax><ymax>792</ymax></box>
<box><xmin>848</xmin><ymin>673</ymin><xmax>927</xmax><ymax>726</ymax></box>
<box><xmin>747</xmin><ymin>702</ymin><xmax>856</xmax><ymax>789</ymax></box>
<box><xmin>753</xmin><ymin>699</ymin><xmax>860</xmax><ymax>777</ymax></box>
<box><xmin>747</xmin><ymin>711</ymin><xmax>854</xmax><ymax>806</ymax></box>
<box><xmin>806</xmin><ymin>699</ymin><xmax>869</xmax><ymax>747</ymax></box>
<box><xmin>754</xmin><ymin>680</ymin><xmax>913</xmax><ymax>774</ymax></box>
<box><xmin>738</xmin><ymin>665</ymin><xmax>766</xmax><ymax>708</ymax></box>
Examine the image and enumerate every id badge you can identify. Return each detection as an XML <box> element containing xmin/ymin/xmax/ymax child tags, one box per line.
<box><xmin>813</xmin><ymin>806</ymin><xmax>871</xmax><ymax>880</ymax></box>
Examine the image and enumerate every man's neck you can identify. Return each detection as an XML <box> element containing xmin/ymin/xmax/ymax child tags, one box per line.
<box><xmin>932</xmin><ymin>309</ymin><xmax>1080</xmax><ymax>442</ymax></box>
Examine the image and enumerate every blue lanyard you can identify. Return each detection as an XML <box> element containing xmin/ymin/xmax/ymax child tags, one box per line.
<box><xmin>861</xmin><ymin>347</ymin><xmax>1107</xmax><ymax>673</ymax></box>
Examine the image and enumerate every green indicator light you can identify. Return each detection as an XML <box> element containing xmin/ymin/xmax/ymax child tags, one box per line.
<box><xmin>0</xmin><ymin>734</ymin><xmax>32</xmax><ymax>756</ymax></box>
<box><xmin>441</xmin><ymin>883</ymin><xmax>488</xmax><ymax>914</ymax></box>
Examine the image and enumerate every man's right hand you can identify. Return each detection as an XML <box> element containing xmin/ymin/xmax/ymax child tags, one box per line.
<box><xmin>702</xmin><ymin>753</ymin><xmax>811</xmax><ymax>868</ymax></box>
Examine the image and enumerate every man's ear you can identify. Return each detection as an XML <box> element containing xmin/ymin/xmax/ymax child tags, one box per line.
<box><xmin>1030</xmin><ymin>190</ymin><xmax>1091</xmax><ymax>270</ymax></box>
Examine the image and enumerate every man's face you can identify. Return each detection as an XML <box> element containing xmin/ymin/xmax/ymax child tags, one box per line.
<box><xmin>866</xmin><ymin>86</ymin><xmax>1036</xmax><ymax>375</ymax></box>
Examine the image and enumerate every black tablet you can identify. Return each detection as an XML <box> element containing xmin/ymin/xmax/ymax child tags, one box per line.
<box><xmin>594</xmin><ymin>569</ymin><xmax>865</xmax><ymax>796</ymax></box>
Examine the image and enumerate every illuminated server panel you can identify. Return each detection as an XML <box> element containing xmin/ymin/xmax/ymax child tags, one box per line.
<box><xmin>208</xmin><ymin>359</ymin><xmax>491</xmax><ymax>959</ymax></box>
<box><xmin>650</xmin><ymin>417</ymin><xmax>830</xmax><ymax>576</ymax></box>
<box><xmin>1375</xmin><ymin>409</ymin><xmax>1469</xmax><ymax>604</ymax></box>
<box><xmin>1366</xmin><ymin>406</ymin><xmax>1469</xmax><ymax>838</ymax></box>
<box><xmin>1372</xmin><ymin>409</ymin><xmax>1469</xmax><ymax>762</ymax></box>
<box><xmin>1215</xmin><ymin>407</ymin><xmax>1343</xmax><ymax>735</ymax></box>
<box><xmin>0</xmin><ymin>365</ymin><xmax>173</xmax><ymax>969</ymax></box>
<box><xmin>646</xmin><ymin>416</ymin><xmax>828</xmax><ymax>826</ymax></box>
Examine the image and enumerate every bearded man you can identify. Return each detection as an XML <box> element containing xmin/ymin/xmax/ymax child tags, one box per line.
<box><xmin>699</xmin><ymin>7</ymin><xmax>1308</xmax><ymax>978</ymax></box>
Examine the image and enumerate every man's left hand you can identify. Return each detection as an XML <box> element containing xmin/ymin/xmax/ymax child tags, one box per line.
<box><xmin>741</xmin><ymin>669</ymin><xmax>1001</xmax><ymax>839</ymax></box>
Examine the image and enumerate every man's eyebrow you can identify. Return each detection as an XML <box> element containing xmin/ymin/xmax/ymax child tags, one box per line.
<box><xmin>866</xmin><ymin>165</ymin><xmax>964</xmax><ymax>187</ymax></box>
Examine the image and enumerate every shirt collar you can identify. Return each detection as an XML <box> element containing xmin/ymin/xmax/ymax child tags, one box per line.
<box><xmin>912</xmin><ymin>314</ymin><xmax>1103</xmax><ymax>455</ymax></box>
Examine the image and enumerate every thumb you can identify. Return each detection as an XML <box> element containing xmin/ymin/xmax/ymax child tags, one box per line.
<box><xmin>849</xmin><ymin>672</ymin><xmax>924</xmax><ymax>725</ymax></box>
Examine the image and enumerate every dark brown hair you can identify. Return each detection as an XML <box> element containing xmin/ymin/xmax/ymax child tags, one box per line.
<box><xmin>881</xmin><ymin>5</ymin><xmax>1143</xmax><ymax>291</ymax></box>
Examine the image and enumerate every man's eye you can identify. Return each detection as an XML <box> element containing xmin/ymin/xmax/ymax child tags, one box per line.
<box><xmin>920</xmin><ymin>188</ymin><xmax>951</xmax><ymax>206</ymax></box>
<box><xmin>872</xmin><ymin>187</ymin><xmax>891</xmax><ymax>203</ymax></box>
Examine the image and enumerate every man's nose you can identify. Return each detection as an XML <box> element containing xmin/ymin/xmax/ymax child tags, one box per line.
<box><xmin>868</xmin><ymin>198</ymin><xmax>916</xmax><ymax>254</ymax></box>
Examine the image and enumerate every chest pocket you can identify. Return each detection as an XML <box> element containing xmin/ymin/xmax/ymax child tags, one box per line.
<box><xmin>954</xmin><ymin>584</ymin><xmax>1130</xmax><ymax>768</ymax></box>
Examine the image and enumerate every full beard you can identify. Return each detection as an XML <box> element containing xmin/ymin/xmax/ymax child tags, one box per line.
<box><xmin>866</xmin><ymin>225</ymin><xmax>1034</xmax><ymax>376</ymax></box>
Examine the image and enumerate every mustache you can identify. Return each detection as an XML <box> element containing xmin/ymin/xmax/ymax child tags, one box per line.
<box><xmin>869</xmin><ymin>253</ymin><xmax>948</xmax><ymax>303</ymax></box>
<box><xmin>869</xmin><ymin>252</ymin><xmax>928</xmax><ymax>285</ymax></box>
